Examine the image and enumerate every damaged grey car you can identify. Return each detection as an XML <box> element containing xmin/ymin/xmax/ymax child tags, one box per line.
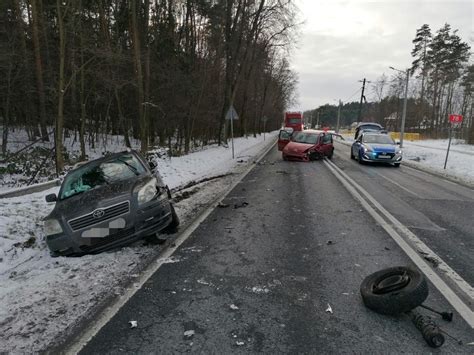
<box><xmin>43</xmin><ymin>150</ymin><xmax>179</xmax><ymax>257</ymax></box>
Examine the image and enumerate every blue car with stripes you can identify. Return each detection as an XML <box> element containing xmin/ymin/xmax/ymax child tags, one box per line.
<box><xmin>351</xmin><ymin>132</ymin><xmax>402</xmax><ymax>167</ymax></box>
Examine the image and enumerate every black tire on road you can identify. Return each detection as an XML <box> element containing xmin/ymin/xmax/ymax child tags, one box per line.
<box><xmin>394</xmin><ymin>163</ymin><xmax>401</xmax><ymax>168</ymax></box>
<box><xmin>360</xmin><ymin>266</ymin><xmax>428</xmax><ymax>315</ymax></box>
<box><xmin>327</xmin><ymin>149</ymin><xmax>334</xmax><ymax>160</ymax></box>
<box><xmin>350</xmin><ymin>150</ymin><xmax>355</xmax><ymax>160</ymax></box>
<box><xmin>163</xmin><ymin>203</ymin><xmax>180</xmax><ymax>234</ymax></box>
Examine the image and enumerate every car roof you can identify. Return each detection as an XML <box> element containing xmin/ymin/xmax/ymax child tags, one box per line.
<box><xmin>356</xmin><ymin>122</ymin><xmax>383</xmax><ymax>129</ymax></box>
<box><xmin>299</xmin><ymin>129</ymin><xmax>324</xmax><ymax>134</ymax></box>
<box><xmin>66</xmin><ymin>149</ymin><xmax>138</xmax><ymax>175</ymax></box>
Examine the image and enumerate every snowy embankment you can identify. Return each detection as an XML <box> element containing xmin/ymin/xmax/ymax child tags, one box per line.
<box><xmin>0</xmin><ymin>132</ymin><xmax>277</xmax><ymax>353</ymax></box>
<box><xmin>340</xmin><ymin>135</ymin><xmax>474</xmax><ymax>186</ymax></box>
<box><xmin>402</xmin><ymin>139</ymin><xmax>474</xmax><ymax>186</ymax></box>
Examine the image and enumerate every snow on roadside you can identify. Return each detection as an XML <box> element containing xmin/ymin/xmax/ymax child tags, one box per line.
<box><xmin>0</xmin><ymin>132</ymin><xmax>277</xmax><ymax>353</ymax></box>
<box><xmin>402</xmin><ymin>139</ymin><xmax>474</xmax><ymax>185</ymax></box>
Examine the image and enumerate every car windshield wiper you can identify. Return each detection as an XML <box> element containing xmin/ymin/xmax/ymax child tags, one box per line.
<box><xmin>117</xmin><ymin>158</ymin><xmax>140</xmax><ymax>176</ymax></box>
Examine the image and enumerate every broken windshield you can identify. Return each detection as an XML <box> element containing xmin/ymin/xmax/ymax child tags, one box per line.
<box><xmin>59</xmin><ymin>153</ymin><xmax>146</xmax><ymax>200</ymax></box>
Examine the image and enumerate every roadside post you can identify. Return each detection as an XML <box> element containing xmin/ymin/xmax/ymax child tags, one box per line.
<box><xmin>262</xmin><ymin>116</ymin><xmax>268</xmax><ymax>140</ymax></box>
<box><xmin>444</xmin><ymin>114</ymin><xmax>463</xmax><ymax>169</ymax></box>
<box><xmin>225</xmin><ymin>105</ymin><xmax>239</xmax><ymax>159</ymax></box>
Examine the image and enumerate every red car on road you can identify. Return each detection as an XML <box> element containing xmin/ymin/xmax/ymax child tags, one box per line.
<box><xmin>278</xmin><ymin>129</ymin><xmax>335</xmax><ymax>161</ymax></box>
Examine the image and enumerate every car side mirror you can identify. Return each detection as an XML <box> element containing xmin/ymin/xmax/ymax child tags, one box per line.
<box><xmin>148</xmin><ymin>161</ymin><xmax>157</xmax><ymax>170</ymax></box>
<box><xmin>45</xmin><ymin>193</ymin><xmax>57</xmax><ymax>203</ymax></box>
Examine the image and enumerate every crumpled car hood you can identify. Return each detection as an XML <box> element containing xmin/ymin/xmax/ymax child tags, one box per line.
<box><xmin>283</xmin><ymin>142</ymin><xmax>314</xmax><ymax>154</ymax></box>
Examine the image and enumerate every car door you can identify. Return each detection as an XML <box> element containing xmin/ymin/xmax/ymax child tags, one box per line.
<box><xmin>353</xmin><ymin>135</ymin><xmax>362</xmax><ymax>158</ymax></box>
<box><xmin>320</xmin><ymin>133</ymin><xmax>332</xmax><ymax>156</ymax></box>
<box><xmin>278</xmin><ymin>130</ymin><xmax>292</xmax><ymax>151</ymax></box>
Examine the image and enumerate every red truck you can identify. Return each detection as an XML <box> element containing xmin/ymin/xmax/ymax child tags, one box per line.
<box><xmin>284</xmin><ymin>112</ymin><xmax>304</xmax><ymax>131</ymax></box>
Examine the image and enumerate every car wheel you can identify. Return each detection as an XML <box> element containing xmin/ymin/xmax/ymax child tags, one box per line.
<box><xmin>163</xmin><ymin>203</ymin><xmax>180</xmax><ymax>234</ymax></box>
<box><xmin>360</xmin><ymin>266</ymin><xmax>428</xmax><ymax>315</ymax></box>
<box><xmin>327</xmin><ymin>149</ymin><xmax>334</xmax><ymax>160</ymax></box>
<box><xmin>145</xmin><ymin>233</ymin><xmax>168</xmax><ymax>245</ymax></box>
<box><xmin>358</xmin><ymin>151</ymin><xmax>364</xmax><ymax>164</ymax></box>
<box><xmin>282</xmin><ymin>154</ymin><xmax>288</xmax><ymax>161</ymax></box>
<box><xmin>394</xmin><ymin>163</ymin><xmax>401</xmax><ymax>168</ymax></box>
<box><xmin>350</xmin><ymin>150</ymin><xmax>355</xmax><ymax>160</ymax></box>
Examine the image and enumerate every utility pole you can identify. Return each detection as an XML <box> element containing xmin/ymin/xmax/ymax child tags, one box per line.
<box><xmin>399</xmin><ymin>69</ymin><xmax>409</xmax><ymax>148</ymax></box>
<box><xmin>357</xmin><ymin>78</ymin><xmax>367</xmax><ymax>122</ymax></box>
<box><xmin>389</xmin><ymin>66</ymin><xmax>409</xmax><ymax>148</ymax></box>
<box><xmin>336</xmin><ymin>100</ymin><xmax>342</xmax><ymax>133</ymax></box>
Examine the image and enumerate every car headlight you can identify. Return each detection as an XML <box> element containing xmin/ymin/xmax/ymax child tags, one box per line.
<box><xmin>396</xmin><ymin>149</ymin><xmax>402</xmax><ymax>155</ymax></box>
<box><xmin>363</xmin><ymin>145</ymin><xmax>372</xmax><ymax>153</ymax></box>
<box><xmin>138</xmin><ymin>178</ymin><xmax>158</xmax><ymax>205</ymax></box>
<box><xmin>44</xmin><ymin>219</ymin><xmax>63</xmax><ymax>235</ymax></box>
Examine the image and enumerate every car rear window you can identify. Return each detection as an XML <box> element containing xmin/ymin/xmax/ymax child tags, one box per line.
<box><xmin>59</xmin><ymin>153</ymin><xmax>146</xmax><ymax>200</ymax></box>
<box><xmin>358</xmin><ymin>124</ymin><xmax>382</xmax><ymax>131</ymax></box>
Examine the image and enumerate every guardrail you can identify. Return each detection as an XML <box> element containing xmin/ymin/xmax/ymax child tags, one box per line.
<box><xmin>0</xmin><ymin>179</ymin><xmax>61</xmax><ymax>199</ymax></box>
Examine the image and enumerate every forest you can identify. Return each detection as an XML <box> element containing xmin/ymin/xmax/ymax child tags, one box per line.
<box><xmin>306</xmin><ymin>23</ymin><xmax>474</xmax><ymax>143</ymax></box>
<box><xmin>0</xmin><ymin>0</ymin><xmax>298</xmax><ymax>171</ymax></box>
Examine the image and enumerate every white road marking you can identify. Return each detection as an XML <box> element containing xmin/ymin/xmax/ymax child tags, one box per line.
<box><xmin>65</xmin><ymin>141</ymin><xmax>277</xmax><ymax>354</ymax></box>
<box><xmin>324</xmin><ymin>159</ymin><xmax>474</xmax><ymax>329</ymax></box>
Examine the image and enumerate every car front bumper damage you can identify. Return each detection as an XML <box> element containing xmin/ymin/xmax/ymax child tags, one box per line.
<box><xmin>46</xmin><ymin>197</ymin><xmax>173</xmax><ymax>256</ymax></box>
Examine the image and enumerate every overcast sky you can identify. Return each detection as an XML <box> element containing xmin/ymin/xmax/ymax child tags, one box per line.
<box><xmin>291</xmin><ymin>0</ymin><xmax>474</xmax><ymax>111</ymax></box>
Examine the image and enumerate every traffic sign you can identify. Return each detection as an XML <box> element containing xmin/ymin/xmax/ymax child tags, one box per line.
<box><xmin>225</xmin><ymin>105</ymin><xmax>239</xmax><ymax>121</ymax></box>
<box><xmin>448</xmin><ymin>114</ymin><xmax>463</xmax><ymax>123</ymax></box>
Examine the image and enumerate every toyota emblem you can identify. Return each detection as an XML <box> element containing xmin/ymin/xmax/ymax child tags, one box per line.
<box><xmin>92</xmin><ymin>209</ymin><xmax>105</xmax><ymax>219</ymax></box>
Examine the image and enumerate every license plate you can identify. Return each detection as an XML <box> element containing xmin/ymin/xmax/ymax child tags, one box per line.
<box><xmin>378</xmin><ymin>155</ymin><xmax>390</xmax><ymax>159</ymax></box>
<box><xmin>81</xmin><ymin>218</ymin><xmax>126</xmax><ymax>238</ymax></box>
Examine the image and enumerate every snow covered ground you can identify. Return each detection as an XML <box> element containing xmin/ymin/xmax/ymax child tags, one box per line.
<box><xmin>401</xmin><ymin>139</ymin><xmax>474</xmax><ymax>186</ymax></box>
<box><xmin>0</xmin><ymin>132</ymin><xmax>277</xmax><ymax>353</ymax></box>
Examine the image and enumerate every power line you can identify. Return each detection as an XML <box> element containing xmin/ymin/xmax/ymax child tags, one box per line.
<box><xmin>343</xmin><ymin>87</ymin><xmax>362</xmax><ymax>103</ymax></box>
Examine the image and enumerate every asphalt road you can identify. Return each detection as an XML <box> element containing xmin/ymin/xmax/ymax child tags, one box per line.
<box><xmin>79</xmin><ymin>145</ymin><xmax>473</xmax><ymax>354</ymax></box>
<box><xmin>334</xmin><ymin>141</ymin><xmax>474</xmax><ymax>288</ymax></box>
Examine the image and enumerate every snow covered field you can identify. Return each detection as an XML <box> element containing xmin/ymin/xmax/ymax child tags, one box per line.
<box><xmin>402</xmin><ymin>139</ymin><xmax>474</xmax><ymax>185</ymax></box>
<box><xmin>0</xmin><ymin>132</ymin><xmax>277</xmax><ymax>353</ymax></box>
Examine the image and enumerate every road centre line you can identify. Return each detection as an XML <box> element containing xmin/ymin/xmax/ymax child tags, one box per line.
<box><xmin>324</xmin><ymin>159</ymin><xmax>474</xmax><ymax>329</ymax></box>
<box><xmin>65</xmin><ymin>141</ymin><xmax>277</xmax><ymax>354</ymax></box>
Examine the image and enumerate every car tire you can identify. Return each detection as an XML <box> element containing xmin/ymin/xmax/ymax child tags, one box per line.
<box><xmin>358</xmin><ymin>152</ymin><xmax>364</xmax><ymax>164</ymax></box>
<box><xmin>394</xmin><ymin>163</ymin><xmax>401</xmax><ymax>168</ymax></box>
<box><xmin>282</xmin><ymin>154</ymin><xmax>288</xmax><ymax>161</ymax></box>
<box><xmin>350</xmin><ymin>150</ymin><xmax>355</xmax><ymax>160</ymax></box>
<box><xmin>163</xmin><ymin>203</ymin><xmax>180</xmax><ymax>234</ymax></box>
<box><xmin>360</xmin><ymin>266</ymin><xmax>428</xmax><ymax>315</ymax></box>
<box><xmin>327</xmin><ymin>149</ymin><xmax>334</xmax><ymax>160</ymax></box>
<box><xmin>145</xmin><ymin>233</ymin><xmax>168</xmax><ymax>244</ymax></box>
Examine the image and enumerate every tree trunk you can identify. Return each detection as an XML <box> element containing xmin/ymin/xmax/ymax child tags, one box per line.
<box><xmin>30</xmin><ymin>0</ymin><xmax>49</xmax><ymax>140</ymax></box>
<box><xmin>130</xmin><ymin>0</ymin><xmax>147</xmax><ymax>152</ymax></box>
<box><xmin>55</xmin><ymin>0</ymin><xmax>66</xmax><ymax>173</ymax></box>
